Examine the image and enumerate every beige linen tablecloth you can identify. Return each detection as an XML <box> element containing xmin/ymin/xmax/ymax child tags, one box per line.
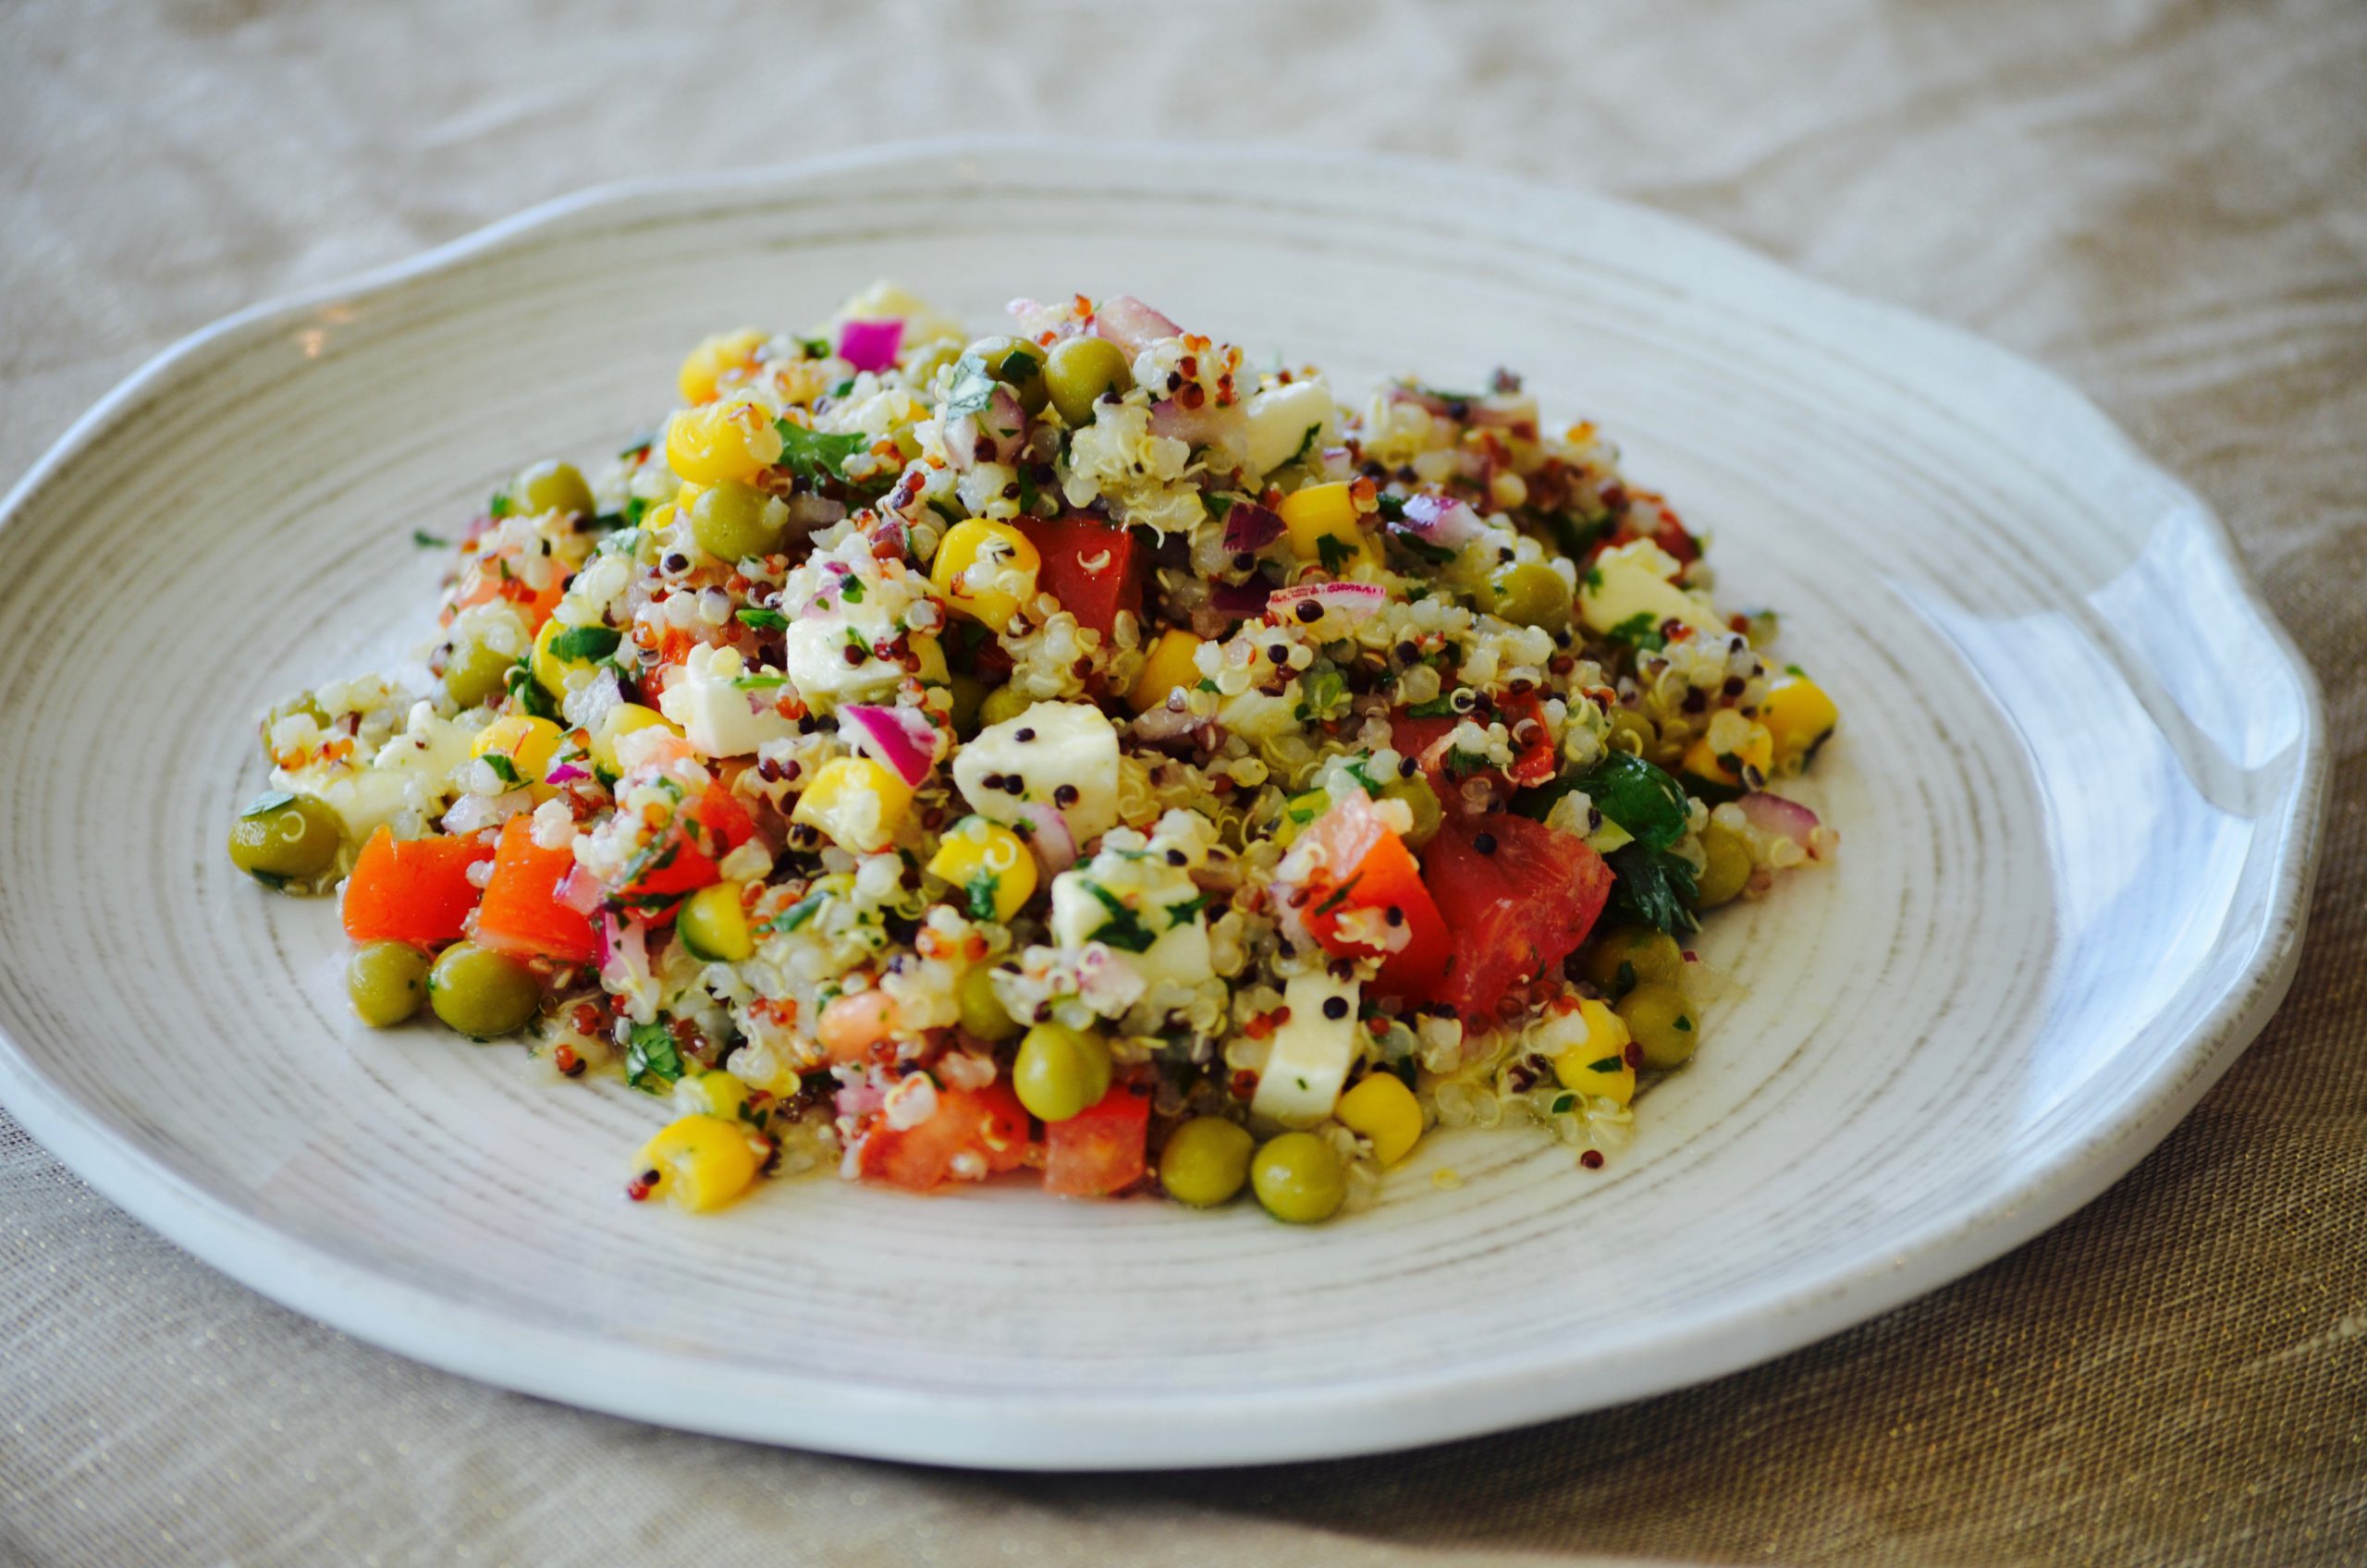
<box><xmin>3</xmin><ymin>2</ymin><xmax>2361</xmax><ymax>1562</ymax></box>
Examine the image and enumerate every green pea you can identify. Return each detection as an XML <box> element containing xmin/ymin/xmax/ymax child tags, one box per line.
<box><xmin>947</xmin><ymin>674</ymin><xmax>991</xmax><ymax>739</ymax></box>
<box><xmin>515</xmin><ymin>459</ymin><xmax>595</xmax><ymax>519</ymax></box>
<box><xmin>978</xmin><ymin>685</ymin><xmax>1032</xmax><ymax>729</ymax></box>
<box><xmin>1581</xmin><ymin>925</ymin><xmax>1686</xmax><ymax>998</ymax></box>
<box><xmin>957</xmin><ymin>964</ymin><xmax>1022</xmax><ymax>1044</ymax></box>
<box><xmin>1486</xmin><ymin>562</ymin><xmax>1573</xmax><ymax>631</ymax></box>
<box><xmin>1159</xmin><ymin>1117</ymin><xmax>1255</xmax><ymax>1207</ymax></box>
<box><xmin>1616</xmin><ymin>983</ymin><xmax>1700</xmax><ymax>1071</ymax></box>
<box><xmin>426</xmin><ymin>942</ymin><xmax>543</xmax><ymax>1039</ymax></box>
<box><xmin>970</xmin><ymin>335</ymin><xmax>1049</xmax><ymax>414</ymax></box>
<box><xmin>346</xmin><ymin>941</ymin><xmax>431</xmax><ymax>1027</ymax></box>
<box><xmin>227</xmin><ymin>792</ymin><xmax>342</xmax><ymax>885</ymax></box>
<box><xmin>1380</xmin><ymin>775</ymin><xmax>1443</xmax><ymax>849</ymax></box>
<box><xmin>1695</xmin><ymin>823</ymin><xmax>1752</xmax><ymax>909</ymax></box>
<box><xmin>690</xmin><ymin>479</ymin><xmax>791</xmax><ymax>564</ymax></box>
<box><xmin>1044</xmin><ymin>336</ymin><xmax>1134</xmax><ymax>427</ymax></box>
<box><xmin>443</xmin><ymin>635</ymin><xmax>515</xmax><ymax>709</ymax></box>
<box><xmin>905</xmin><ymin>338</ymin><xmax>964</xmax><ymax>390</ymax></box>
<box><xmin>1250</xmin><ymin>1132</ymin><xmax>1346</xmax><ymax>1224</ymax></box>
<box><xmin>1606</xmin><ymin>708</ymin><xmax>1655</xmax><ymax>756</ymax></box>
<box><xmin>1012</xmin><ymin>1023</ymin><xmax>1112</xmax><ymax>1122</ymax></box>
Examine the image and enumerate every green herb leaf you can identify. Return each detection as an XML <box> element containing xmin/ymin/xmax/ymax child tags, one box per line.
<box><xmin>1586</xmin><ymin>1056</ymin><xmax>1625</xmax><ymax>1075</ymax></box>
<box><xmin>1312</xmin><ymin>872</ymin><xmax>1364</xmax><ymax>917</ymax></box>
<box><xmin>730</xmin><ymin>673</ymin><xmax>787</xmax><ymax>691</ymax></box>
<box><xmin>1577</xmin><ymin>751</ymin><xmax>1689</xmax><ymax>851</ymax></box>
<box><xmin>773</xmin><ymin>419</ymin><xmax>869</xmax><ymax>485</ymax></box>
<box><xmin>736</xmin><ymin>607</ymin><xmax>790</xmax><ymax>631</ymax></box>
<box><xmin>1551</xmin><ymin>1092</ymin><xmax>1576</xmax><ymax>1116</ymax></box>
<box><xmin>506</xmin><ymin>662</ymin><xmax>558</xmax><ymax>721</ymax></box>
<box><xmin>482</xmin><ymin>753</ymin><xmax>521</xmax><ymax>787</ymax></box>
<box><xmin>239</xmin><ymin>790</ymin><xmax>296</xmax><ymax>820</ymax></box>
<box><xmin>1404</xmin><ymin>694</ymin><xmax>1461</xmax><ymax>719</ymax></box>
<box><xmin>1084</xmin><ymin>883</ymin><xmax>1158</xmax><ymax>953</ymax></box>
<box><xmin>840</xmin><ymin>577</ymin><xmax>865</xmax><ymax>604</ymax></box>
<box><xmin>829</xmin><ymin>378</ymin><xmax>855</xmax><ymax>398</ymax></box>
<box><xmin>624</xmin><ymin>1022</ymin><xmax>685</xmax><ymax>1094</ymax></box>
<box><xmin>963</xmin><ymin>869</ymin><xmax>1002</xmax><ymax>923</ymax></box>
<box><xmin>488</xmin><ymin>493</ymin><xmax>513</xmax><ymax>519</ymax></box>
<box><xmin>1606</xmin><ymin>843</ymin><xmax>1699</xmax><ymax>935</ymax></box>
<box><xmin>1165</xmin><ymin>891</ymin><xmax>1213</xmax><ymax>927</ymax></box>
<box><xmin>411</xmin><ymin>529</ymin><xmax>448</xmax><ymax>548</ymax></box>
<box><xmin>1290</xmin><ymin>423</ymin><xmax>1322</xmax><ymax>464</ymax></box>
<box><xmin>801</xmin><ymin>337</ymin><xmax>831</xmax><ymax>358</ymax></box>
<box><xmin>941</xmin><ymin>351</ymin><xmax>1000</xmax><ymax>420</ymax></box>
<box><xmin>546</xmin><ymin>625</ymin><xmax>621</xmax><ymax>663</ymax></box>
<box><xmin>1315</xmin><ymin>533</ymin><xmax>1355</xmax><ymax>576</ymax></box>
<box><xmin>1605</xmin><ymin>611</ymin><xmax>1666</xmax><ymax>653</ymax></box>
<box><xmin>763</xmin><ymin>891</ymin><xmax>827</xmax><ymax>934</ymax></box>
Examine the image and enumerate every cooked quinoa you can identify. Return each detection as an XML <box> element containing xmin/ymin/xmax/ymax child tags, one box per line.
<box><xmin>226</xmin><ymin>284</ymin><xmax>1840</xmax><ymax>1221</ymax></box>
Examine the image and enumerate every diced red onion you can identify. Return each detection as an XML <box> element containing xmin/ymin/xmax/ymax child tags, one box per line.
<box><xmin>1220</xmin><ymin>500</ymin><xmax>1283</xmax><ymax>554</ymax></box>
<box><xmin>544</xmin><ymin>761</ymin><xmax>589</xmax><ymax>786</ymax></box>
<box><xmin>599</xmin><ymin>913</ymin><xmax>650</xmax><ymax>994</ymax></box>
<box><xmin>944</xmin><ymin>384</ymin><xmax>1026</xmax><ymax>471</ymax></box>
<box><xmin>836</xmin><ymin>318</ymin><xmax>902</xmax><ymax>374</ymax></box>
<box><xmin>1016</xmin><ymin>802</ymin><xmax>1078</xmax><ymax>874</ymax></box>
<box><xmin>840</xmin><ymin>703</ymin><xmax>938</xmax><ymax>788</ymax></box>
<box><xmin>1131</xmin><ymin>704</ymin><xmax>1211</xmax><ymax>750</ymax></box>
<box><xmin>1738</xmin><ymin>791</ymin><xmax>1825</xmax><ymax>857</ymax></box>
<box><xmin>1269</xmin><ymin>581</ymin><xmax>1389</xmax><ymax>624</ymax></box>
<box><xmin>1092</xmin><ymin>295</ymin><xmax>1182</xmax><ymax>357</ymax></box>
<box><xmin>556</xmin><ymin>864</ymin><xmax>604</xmax><ymax>917</ymax></box>
<box><xmin>1208</xmin><ymin>580</ymin><xmax>1273</xmax><ymax>618</ymax></box>
<box><xmin>1149</xmin><ymin>398</ymin><xmax>1246</xmax><ymax>472</ymax></box>
<box><xmin>1392</xmin><ymin>493</ymin><xmax>1486</xmax><ymax>547</ymax></box>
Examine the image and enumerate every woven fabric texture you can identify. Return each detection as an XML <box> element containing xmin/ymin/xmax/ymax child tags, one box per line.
<box><xmin>2</xmin><ymin>1</ymin><xmax>2361</xmax><ymax>1563</ymax></box>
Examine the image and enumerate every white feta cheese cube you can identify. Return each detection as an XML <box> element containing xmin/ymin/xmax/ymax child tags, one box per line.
<box><xmin>1245</xmin><ymin>377</ymin><xmax>1342</xmax><ymax>476</ymax></box>
<box><xmin>1251</xmin><ymin>972</ymin><xmax>1363</xmax><ymax>1127</ymax></box>
<box><xmin>952</xmin><ymin>701</ymin><xmax>1121</xmax><ymax>851</ymax></box>
<box><xmin>658</xmin><ymin>643</ymin><xmax>800</xmax><ymax>757</ymax></box>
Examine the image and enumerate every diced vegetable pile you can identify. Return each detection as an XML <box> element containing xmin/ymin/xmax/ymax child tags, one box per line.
<box><xmin>228</xmin><ymin>285</ymin><xmax>1840</xmax><ymax>1222</ymax></box>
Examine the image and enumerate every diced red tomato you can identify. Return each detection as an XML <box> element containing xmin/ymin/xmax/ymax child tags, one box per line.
<box><xmin>1498</xmin><ymin>692</ymin><xmax>1559</xmax><ymax>788</ymax></box>
<box><xmin>341</xmin><ymin>827</ymin><xmax>494</xmax><ymax>945</ymax></box>
<box><xmin>473</xmin><ymin>815</ymin><xmax>597</xmax><ymax>963</ymax></box>
<box><xmin>1043</xmin><ymin>1081</ymin><xmax>1151</xmax><ymax>1197</ymax></box>
<box><xmin>1294</xmin><ymin>791</ymin><xmax>1453</xmax><ymax>1000</ymax></box>
<box><xmin>1421</xmin><ymin>815</ymin><xmax>1613</xmax><ymax>1023</ymax></box>
<box><xmin>618</xmin><ymin>785</ymin><xmax>755</xmax><ymax>903</ymax></box>
<box><xmin>854</xmin><ymin>1081</ymin><xmax>1033</xmax><ymax>1191</ymax></box>
<box><xmin>1388</xmin><ymin>704</ymin><xmax>1542</xmax><ymax>815</ymax></box>
<box><xmin>1014</xmin><ymin>516</ymin><xmax>1142</xmax><ymax>636</ymax></box>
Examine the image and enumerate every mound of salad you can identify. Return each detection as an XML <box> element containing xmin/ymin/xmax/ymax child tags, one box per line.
<box><xmin>227</xmin><ymin>285</ymin><xmax>1839</xmax><ymax>1223</ymax></box>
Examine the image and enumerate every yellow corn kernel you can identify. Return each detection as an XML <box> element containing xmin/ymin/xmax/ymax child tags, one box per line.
<box><xmin>472</xmin><ymin>714</ymin><xmax>564</xmax><ymax>795</ymax></box>
<box><xmin>677</xmin><ymin>880</ymin><xmax>755</xmax><ymax>963</ymax></box>
<box><xmin>1552</xmin><ymin>999</ymin><xmax>1636</xmax><ymax>1106</ymax></box>
<box><xmin>1127</xmin><ymin>629</ymin><xmax>1206</xmax><ymax>714</ymax></box>
<box><xmin>588</xmin><ymin>702</ymin><xmax>679</xmax><ymax>776</ymax></box>
<box><xmin>531</xmin><ymin>617</ymin><xmax>614</xmax><ymax>697</ymax></box>
<box><xmin>1762</xmin><ymin>675</ymin><xmax>1839</xmax><ymax>769</ymax></box>
<box><xmin>675</xmin><ymin>480</ymin><xmax>709</xmax><ymax>513</ymax></box>
<box><xmin>791</xmin><ymin>755</ymin><xmax>914</xmax><ymax>853</ymax></box>
<box><xmin>925</xmin><ymin>815</ymin><xmax>1038</xmax><ymax>923</ymax></box>
<box><xmin>678</xmin><ymin>328</ymin><xmax>766</xmax><ymax>406</ymax></box>
<box><xmin>1681</xmin><ymin>725</ymin><xmax>1774</xmax><ymax>790</ymax></box>
<box><xmin>1336</xmin><ymin>1072</ymin><xmax>1425</xmax><ymax>1167</ymax></box>
<box><xmin>929</xmin><ymin>520</ymin><xmax>1041</xmax><ymax>631</ymax></box>
<box><xmin>672</xmin><ymin>1069</ymin><xmax>750</xmax><ymax>1121</ymax></box>
<box><xmin>1278</xmin><ymin>481</ymin><xmax>1373</xmax><ymax>570</ymax></box>
<box><xmin>634</xmin><ymin>1113</ymin><xmax>762</xmax><ymax>1212</ymax></box>
<box><xmin>664</xmin><ymin>394</ymin><xmax>783</xmax><ymax>484</ymax></box>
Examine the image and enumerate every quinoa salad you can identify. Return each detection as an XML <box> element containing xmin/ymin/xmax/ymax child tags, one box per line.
<box><xmin>226</xmin><ymin>285</ymin><xmax>1840</xmax><ymax>1223</ymax></box>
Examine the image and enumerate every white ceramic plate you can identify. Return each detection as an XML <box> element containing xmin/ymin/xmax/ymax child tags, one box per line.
<box><xmin>0</xmin><ymin>141</ymin><xmax>2324</xmax><ymax>1469</ymax></box>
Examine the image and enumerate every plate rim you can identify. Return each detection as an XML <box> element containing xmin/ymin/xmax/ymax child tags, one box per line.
<box><xmin>0</xmin><ymin>136</ymin><xmax>2329</xmax><ymax>1469</ymax></box>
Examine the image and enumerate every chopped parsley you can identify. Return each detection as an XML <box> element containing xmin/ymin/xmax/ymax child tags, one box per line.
<box><xmin>940</xmin><ymin>350</ymin><xmax>1000</xmax><ymax>420</ymax></box>
<box><xmin>1083</xmin><ymin>883</ymin><xmax>1158</xmax><ymax>953</ymax></box>
<box><xmin>1290</xmin><ymin>423</ymin><xmax>1322</xmax><ymax>463</ymax></box>
<box><xmin>1606</xmin><ymin>843</ymin><xmax>1699</xmax><ymax>935</ymax></box>
<box><xmin>487</xmin><ymin>493</ymin><xmax>513</xmax><ymax>519</ymax></box>
<box><xmin>546</xmin><ymin>625</ymin><xmax>620</xmax><ymax>663</ymax></box>
<box><xmin>481</xmin><ymin>753</ymin><xmax>521</xmax><ymax>787</ymax></box>
<box><xmin>1577</xmin><ymin>751</ymin><xmax>1690</xmax><ymax>851</ymax></box>
<box><xmin>623</xmin><ymin>1023</ymin><xmax>684</xmax><ymax>1094</ymax></box>
<box><xmin>1403</xmin><ymin>694</ymin><xmax>1461</xmax><ymax>719</ymax></box>
<box><xmin>1605</xmin><ymin>611</ymin><xmax>1666</xmax><ymax>653</ymax></box>
<box><xmin>736</xmin><ymin>606</ymin><xmax>790</xmax><ymax>631</ymax></box>
<box><xmin>1551</xmin><ymin>1092</ymin><xmax>1576</xmax><ymax>1116</ymax></box>
<box><xmin>730</xmin><ymin>673</ymin><xmax>787</xmax><ymax>690</ymax></box>
<box><xmin>1312</xmin><ymin>873</ymin><xmax>1364</xmax><ymax>916</ymax></box>
<box><xmin>239</xmin><ymin>790</ymin><xmax>296</xmax><ymax>820</ymax></box>
<box><xmin>1165</xmin><ymin>891</ymin><xmax>1213</xmax><ymax>927</ymax></box>
<box><xmin>762</xmin><ymin>891</ymin><xmax>827</xmax><ymax>934</ymax></box>
<box><xmin>839</xmin><ymin>577</ymin><xmax>865</xmax><ymax>604</ymax></box>
<box><xmin>963</xmin><ymin>870</ymin><xmax>1003</xmax><ymax>922</ymax></box>
<box><xmin>1315</xmin><ymin>533</ymin><xmax>1355</xmax><ymax>576</ymax></box>
<box><xmin>773</xmin><ymin>418</ymin><xmax>869</xmax><ymax>485</ymax></box>
<box><xmin>411</xmin><ymin>528</ymin><xmax>448</xmax><ymax>548</ymax></box>
<box><xmin>505</xmin><ymin>662</ymin><xmax>558</xmax><ymax>721</ymax></box>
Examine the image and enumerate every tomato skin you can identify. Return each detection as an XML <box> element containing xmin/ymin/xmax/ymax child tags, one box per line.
<box><xmin>619</xmin><ymin>786</ymin><xmax>755</xmax><ymax>903</ymax></box>
<box><xmin>341</xmin><ymin>827</ymin><xmax>493</xmax><ymax>945</ymax></box>
<box><xmin>1421</xmin><ymin>815</ymin><xmax>1613</xmax><ymax>1023</ymax></box>
<box><xmin>855</xmin><ymin>1081</ymin><xmax>1034</xmax><ymax>1191</ymax></box>
<box><xmin>473</xmin><ymin>815</ymin><xmax>598</xmax><ymax>962</ymax></box>
<box><xmin>1294</xmin><ymin>791</ymin><xmax>1453</xmax><ymax>1000</ymax></box>
<box><xmin>1043</xmin><ymin>1081</ymin><xmax>1151</xmax><ymax>1197</ymax></box>
<box><xmin>1014</xmin><ymin>516</ymin><xmax>1142</xmax><ymax>635</ymax></box>
<box><xmin>1498</xmin><ymin>692</ymin><xmax>1559</xmax><ymax>789</ymax></box>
